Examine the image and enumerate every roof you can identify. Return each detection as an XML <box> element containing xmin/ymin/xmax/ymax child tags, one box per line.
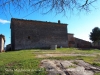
<box><xmin>74</xmin><ymin>37</ymin><xmax>91</xmax><ymax>43</ymax></box>
<box><xmin>68</xmin><ymin>33</ymin><xmax>74</xmax><ymax>35</ymax></box>
<box><xmin>11</xmin><ymin>18</ymin><xmax>68</xmax><ymax>25</ymax></box>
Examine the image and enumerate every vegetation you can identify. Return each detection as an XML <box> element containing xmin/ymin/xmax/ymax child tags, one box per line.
<box><xmin>0</xmin><ymin>50</ymin><xmax>46</xmax><ymax>75</ymax></box>
<box><xmin>0</xmin><ymin>48</ymin><xmax>100</xmax><ymax>75</ymax></box>
<box><xmin>90</xmin><ymin>27</ymin><xmax>100</xmax><ymax>43</ymax></box>
<box><xmin>94</xmin><ymin>72</ymin><xmax>100</xmax><ymax>75</ymax></box>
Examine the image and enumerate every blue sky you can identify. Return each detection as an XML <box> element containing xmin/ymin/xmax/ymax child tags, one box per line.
<box><xmin>0</xmin><ymin>1</ymin><xmax>100</xmax><ymax>46</ymax></box>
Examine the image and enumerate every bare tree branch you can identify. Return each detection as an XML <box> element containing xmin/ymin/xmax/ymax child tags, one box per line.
<box><xmin>0</xmin><ymin>0</ymin><xmax>98</xmax><ymax>17</ymax></box>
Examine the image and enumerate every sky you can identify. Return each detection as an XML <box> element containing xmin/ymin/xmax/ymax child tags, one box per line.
<box><xmin>0</xmin><ymin>1</ymin><xmax>100</xmax><ymax>46</ymax></box>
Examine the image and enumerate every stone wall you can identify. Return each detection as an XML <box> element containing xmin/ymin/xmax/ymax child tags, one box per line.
<box><xmin>68</xmin><ymin>33</ymin><xmax>91</xmax><ymax>48</ymax></box>
<box><xmin>0</xmin><ymin>34</ymin><xmax>5</xmax><ymax>52</ymax></box>
<box><xmin>68</xmin><ymin>33</ymin><xmax>75</xmax><ymax>47</ymax></box>
<box><xmin>75</xmin><ymin>38</ymin><xmax>91</xmax><ymax>48</ymax></box>
<box><xmin>6</xmin><ymin>44</ymin><xmax>11</xmax><ymax>51</ymax></box>
<box><xmin>11</xmin><ymin>18</ymin><xmax>68</xmax><ymax>50</ymax></box>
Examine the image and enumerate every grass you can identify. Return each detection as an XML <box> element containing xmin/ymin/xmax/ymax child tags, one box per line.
<box><xmin>67</xmin><ymin>65</ymin><xmax>77</xmax><ymax>68</ymax></box>
<box><xmin>32</xmin><ymin>48</ymin><xmax>100</xmax><ymax>55</ymax></box>
<box><xmin>0</xmin><ymin>50</ymin><xmax>47</xmax><ymax>75</ymax></box>
<box><xmin>94</xmin><ymin>72</ymin><xmax>100</xmax><ymax>75</ymax></box>
<box><xmin>0</xmin><ymin>50</ymin><xmax>35</xmax><ymax>66</ymax></box>
<box><xmin>0</xmin><ymin>48</ymin><xmax>100</xmax><ymax>75</ymax></box>
<box><xmin>0</xmin><ymin>59</ymin><xmax>47</xmax><ymax>75</ymax></box>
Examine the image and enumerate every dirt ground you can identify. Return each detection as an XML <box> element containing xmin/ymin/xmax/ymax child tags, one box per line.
<box><xmin>36</xmin><ymin>53</ymin><xmax>96</xmax><ymax>58</ymax></box>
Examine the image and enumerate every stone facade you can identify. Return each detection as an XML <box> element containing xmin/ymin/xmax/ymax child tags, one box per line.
<box><xmin>10</xmin><ymin>18</ymin><xmax>68</xmax><ymax>50</ymax></box>
<box><xmin>0</xmin><ymin>34</ymin><xmax>5</xmax><ymax>52</ymax></box>
<box><xmin>68</xmin><ymin>33</ymin><xmax>91</xmax><ymax>48</ymax></box>
<box><xmin>75</xmin><ymin>38</ymin><xmax>91</xmax><ymax>48</ymax></box>
<box><xmin>6</xmin><ymin>44</ymin><xmax>11</xmax><ymax>51</ymax></box>
<box><xmin>68</xmin><ymin>33</ymin><xmax>75</xmax><ymax>47</ymax></box>
<box><xmin>91</xmin><ymin>40</ymin><xmax>100</xmax><ymax>48</ymax></box>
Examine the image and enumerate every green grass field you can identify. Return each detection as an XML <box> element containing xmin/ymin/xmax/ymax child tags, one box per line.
<box><xmin>0</xmin><ymin>48</ymin><xmax>100</xmax><ymax>75</ymax></box>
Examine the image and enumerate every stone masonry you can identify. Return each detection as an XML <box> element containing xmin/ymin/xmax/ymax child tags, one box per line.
<box><xmin>68</xmin><ymin>33</ymin><xmax>91</xmax><ymax>48</ymax></box>
<box><xmin>68</xmin><ymin>33</ymin><xmax>75</xmax><ymax>47</ymax></box>
<box><xmin>10</xmin><ymin>18</ymin><xmax>68</xmax><ymax>50</ymax></box>
<box><xmin>0</xmin><ymin>34</ymin><xmax>5</xmax><ymax>52</ymax></box>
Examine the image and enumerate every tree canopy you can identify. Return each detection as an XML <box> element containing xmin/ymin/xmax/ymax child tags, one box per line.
<box><xmin>90</xmin><ymin>27</ymin><xmax>100</xmax><ymax>42</ymax></box>
<box><xmin>0</xmin><ymin>0</ymin><xmax>98</xmax><ymax>16</ymax></box>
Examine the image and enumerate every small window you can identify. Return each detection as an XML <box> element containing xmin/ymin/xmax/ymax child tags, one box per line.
<box><xmin>28</xmin><ymin>36</ymin><xmax>30</xmax><ymax>39</ymax></box>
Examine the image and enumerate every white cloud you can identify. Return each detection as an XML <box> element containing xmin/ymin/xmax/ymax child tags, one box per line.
<box><xmin>0</xmin><ymin>19</ymin><xmax>10</xmax><ymax>24</ymax></box>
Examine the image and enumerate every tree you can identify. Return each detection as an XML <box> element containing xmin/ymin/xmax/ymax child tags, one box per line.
<box><xmin>90</xmin><ymin>27</ymin><xmax>100</xmax><ymax>43</ymax></box>
<box><xmin>0</xmin><ymin>0</ymin><xmax>98</xmax><ymax>16</ymax></box>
